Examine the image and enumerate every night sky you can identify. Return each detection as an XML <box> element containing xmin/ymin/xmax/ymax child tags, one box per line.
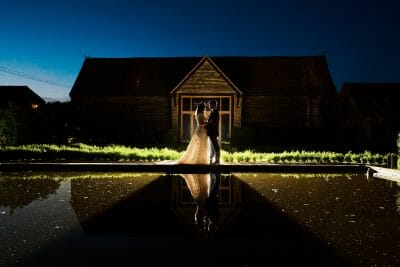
<box><xmin>0</xmin><ymin>0</ymin><xmax>399</xmax><ymax>101</ymax></box>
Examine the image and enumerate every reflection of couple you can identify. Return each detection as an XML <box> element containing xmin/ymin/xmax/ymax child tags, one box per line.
<box><xmin>178</xmin><ymin>100</ymin><xmax>220</xmax><ymax>165</ymax></box>
<box><xmin>180</xmin><ymin>173</ymin><xmax>220</xmax><ymax>232</ymax></box>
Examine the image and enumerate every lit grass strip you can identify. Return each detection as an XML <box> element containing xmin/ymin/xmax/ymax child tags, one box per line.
<box><xmin>0</xmin><ymin>144</ymin><xmax>390</xmax><ymax>165</ymax></box>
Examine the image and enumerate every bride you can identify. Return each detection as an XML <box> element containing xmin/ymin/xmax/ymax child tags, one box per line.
<box><xmin>179</xmin><ymin>173</ymin><xmax>219</xmax><ymax>232</ymax></box>
<box><xmin>178</xmin><ymin>102</ymin><xmax>210</xmax><ymax>164</ymax></box>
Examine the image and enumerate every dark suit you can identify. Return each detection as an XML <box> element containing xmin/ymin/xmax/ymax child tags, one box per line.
<box><xmin>205</xmin><ymin>172</ymin><xmax>220</xmax><ymax>231</ymax></box>
<box><xmin>205</xmin><ymin>109</ymin><xmax>220</xmax><ymax>163</ymax></box>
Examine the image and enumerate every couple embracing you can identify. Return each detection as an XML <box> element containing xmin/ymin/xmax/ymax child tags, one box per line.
<box><xmin>178</xmin><ymin>100</ymin><xmax>220</xmax><ymax>165</ymax></box>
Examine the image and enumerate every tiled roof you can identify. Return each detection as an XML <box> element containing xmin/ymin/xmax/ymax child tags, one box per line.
<box><xmin>70</xmin><ymin>56</ymin><xmax>336</xmax><ymax>98</ymax></box>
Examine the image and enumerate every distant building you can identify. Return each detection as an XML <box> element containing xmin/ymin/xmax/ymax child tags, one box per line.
<box><xmin>336</xmin><ymin>83</ymin><xmax>400</xmax><ymax>151</ymax></box>
<box><xmin>0</xmin><ymin>86</ymin><xmax>47</xmax><ymax>145</ymax></box>
<box><xmin>70</xmin><ymin>56</ymin><xmax>336</xmax><ymax>146</ymax></box>
<box><xmin>0</xmin><ymin>85</ymin><xmax>45</xmax><ymax>110</ymax></box>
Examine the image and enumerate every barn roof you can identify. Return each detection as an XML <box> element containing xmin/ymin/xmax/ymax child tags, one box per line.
<box><xmin>70</xmin><ymin>56</ymin><xmax>336</xmax><ymax>98</ymax></box>
<box><xmin>0</xmin><ymin>85</ymin><xmax>45</xmax><ymax>108</ymax></box>
<box><xmin>213</xmin><ymin>56</ymin><xmax>336</xmax><ymax>96</ymax></box>
<box><xmin>338</xmin><ymin>83</ymin><xmax>400</xmax><ymax>116</ymax></box>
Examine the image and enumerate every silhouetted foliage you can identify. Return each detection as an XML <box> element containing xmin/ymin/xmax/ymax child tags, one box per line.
<box><xmin>0</xmin><ymin>108</ymin><xmax>18</xmax><ymax>145</ymax></box>
<box><xmin>0</xmin><ymin>104</ymin><xmax>35</xmax><ymax>145</ymax></box>
<box><xmin>0</xmin><ymin>102</ymin><xmax>72</xmax><ymax>145</ymax></box>
<box><xmin>231</xmin><ymin>126</ymin><xmax>256</xmax><ymax>149</ymax></box>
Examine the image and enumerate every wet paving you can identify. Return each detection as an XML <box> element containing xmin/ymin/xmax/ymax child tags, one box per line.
<box><xmin>0</xmin><ymin>172</ymin><xmax>399</xmax><ymax>266</ymax></box>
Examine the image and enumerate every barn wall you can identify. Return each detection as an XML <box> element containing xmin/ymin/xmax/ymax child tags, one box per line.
<box><xmin>71</xmin><ymin>96</ymin><xmax>170</xmax><ymax>144</ymax></box>
<box><xmin>243</xmin><ymin>96</ymin><xmax>309</xmax><ymax>127</ymax></box>
<box><xmin>233</xmin><ymin>95</ymin><xmax>242</xmax><ymax>128</ymax></box>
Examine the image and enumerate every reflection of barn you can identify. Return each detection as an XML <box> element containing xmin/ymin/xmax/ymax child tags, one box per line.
<box><xmin>69</xmin><ymin>174</ymin><xmax>242</xmax><ymax>235</ymax></box>
<box><xmin>70</xmin><ymin>175</ymin><xmax>191</xmax><ymax>236</ymax></box>
<box><xmin>336</xmin><ymin>83</ymin><xmax>400</xmax><ymax>151</ymax></box>
<box><xmin>68</xmin><ymin>174</ymin><xmax>348</xmax><ymax>266</ymax></box>
<box><xmin>69</xmin><ymin>56</ymin><xmax>336</xmax><ymax>146</ymax></box>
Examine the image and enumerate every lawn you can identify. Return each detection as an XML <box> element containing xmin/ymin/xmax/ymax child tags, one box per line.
<box><xmin>0</xmin><ymin>144</ymin><xmax>391</xmax><ymax>165</ymax></box>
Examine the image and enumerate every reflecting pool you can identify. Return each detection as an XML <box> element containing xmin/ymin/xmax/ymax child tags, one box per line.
<box><xmin>0</xmin><ymin>172</ymin><xmax>399</xmax><ymax>266</ymax></box>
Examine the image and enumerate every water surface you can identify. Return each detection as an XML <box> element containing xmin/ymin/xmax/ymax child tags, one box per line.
<box><xmin>0</xmin><ymin>172</ymin><xmax>399</xmax><ymax>266</ymax></box>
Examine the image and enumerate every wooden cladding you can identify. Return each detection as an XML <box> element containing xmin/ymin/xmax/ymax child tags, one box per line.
<box><xmin>175</xmin><ymin>60</ymin><xmax>239</xmax><ymax>95</ymax></box>
<box><xmin>74</xmin><ymin>96</ymin><xmax>170</xmax><ymax>129</ymax></box>
<box><xmin>172</xmin><ymin>57</ymin><xmax>242</xmax><ymax>142</ymax></box>
<box><xmin>243</xmin><ymin>96</ymin><xmax>323</xmax><ymax>128</ymax></box>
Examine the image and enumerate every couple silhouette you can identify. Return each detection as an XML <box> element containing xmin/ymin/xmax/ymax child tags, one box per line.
<box><xmin>178</xmin><ymin>100</ymin><xmax>220</xmax><ymax>165</ymax></box>
<box><xmin>180</xmin><ymin>172</ymin><xmax>220</xmax><ymax>233</ymax></box>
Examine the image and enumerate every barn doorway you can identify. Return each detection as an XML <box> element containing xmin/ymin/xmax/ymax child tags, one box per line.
<box><xmin>180</xmin><ymin>96</ymin><xmax>232</xmax><ymax>143</ymax></box>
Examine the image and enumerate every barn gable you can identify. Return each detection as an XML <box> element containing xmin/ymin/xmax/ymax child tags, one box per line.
<box><xmin>170</xmin><ymin>56</ymin><xmax>242</xmax><ymax>95</ymax></box>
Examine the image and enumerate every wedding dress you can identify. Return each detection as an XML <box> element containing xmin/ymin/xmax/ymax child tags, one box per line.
<box><xmin>180</xmin><ymin>173</ymin><xmax>211</xmax><ymax>228</ymax></box>
<box><xmin>180</xmin><ymin>173</ymin><xmax>219</xmax><ymax>231</ymax></box>
<box><xmin>180</xmin><ymin>173</ymin><xmax>211</xmax><ymax>204</ymax></box>
<box><xmin>178</xmin><ymin>113</ymin><xmax>210</xmax><ymax>164</ymax></box>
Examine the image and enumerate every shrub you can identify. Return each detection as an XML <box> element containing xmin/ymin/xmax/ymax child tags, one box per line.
<box><xmin>231</xmin><ymin>126</ymin><xmax>256</xmax><ymax>149</ymax></box>
<box><xmin>344</xmin><ymin>152</ymin><xmax>352</xmax><ymax>163</ymax></box>
<box><xmin>0</xmin><ymin>144</ymin><xmax>389</xmax><ymax>165</ymax></box>
<box><xmin>0</xmin><ymin>109</ymin><xmax>18</xmax><ymax>145</ymax></box>
<box><xmin>398</xmin><ymin>132</ymin><xmax>400</xmax><ymax>168</ymax></box>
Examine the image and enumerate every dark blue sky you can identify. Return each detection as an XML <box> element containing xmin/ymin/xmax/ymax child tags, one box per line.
<box><xmin>0</xmin><ymin>0</ymin><xmax>399</xmax><ymax>100</ymax></box>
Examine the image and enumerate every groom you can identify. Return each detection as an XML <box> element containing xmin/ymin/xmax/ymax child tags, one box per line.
<box><xmin>205</xmin><ymin>100</ymin><xmax>220</xmax><ymax>165</ymax></box>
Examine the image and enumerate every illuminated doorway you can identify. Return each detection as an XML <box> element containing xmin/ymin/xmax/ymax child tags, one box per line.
<box><xmin>180</xmin><ymin>96</ymin><xmax>232</xmax><ymax>143</ymax></box>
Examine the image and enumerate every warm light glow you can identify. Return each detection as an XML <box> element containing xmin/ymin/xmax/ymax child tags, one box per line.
<box><xmin>31</xmin><ymin>103</ymin><xmax>39</xmax><ymax>109</ymax></box>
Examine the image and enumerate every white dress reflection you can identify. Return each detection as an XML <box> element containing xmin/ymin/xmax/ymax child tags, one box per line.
<box><xmin>180</xmin><ymin>173</ymin><xmax>219</xmax><ymax>232</ymax></box>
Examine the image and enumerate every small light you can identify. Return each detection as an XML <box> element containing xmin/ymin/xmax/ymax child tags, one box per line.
<box><xmin>31</xmin><ymin>104</ymin><xmax>39</xmax><ymax>109</ymax></box>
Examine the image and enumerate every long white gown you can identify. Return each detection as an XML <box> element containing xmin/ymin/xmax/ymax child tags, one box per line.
<box><xmin>180</xmin><ymin>173</ymin><xmax>211</xmax><ymax>205</ymax></box>
<box><xmin>179</xmin><ymin>173</ymin><xmax>218</xmax><ymax>230</ymax></box>
<box><xmin>178</xmin><ymin>113</ymin><xmax>210</xmax><ymax>164</ymax></box>
<box><xmin>179</xmin><ymin>173</ymin><xmax>211</xmax><ymax>228</ymax></box>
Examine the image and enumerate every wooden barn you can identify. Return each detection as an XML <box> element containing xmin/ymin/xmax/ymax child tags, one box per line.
<box><xmin>336</xmin><ymin>83</ymin><xmax>400</xmax><ymax>152</ymax></box>
<box><xmin>69</xmin><ymin>56</ymin><xmax>337</xmax><ymax>147</ymax></box>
